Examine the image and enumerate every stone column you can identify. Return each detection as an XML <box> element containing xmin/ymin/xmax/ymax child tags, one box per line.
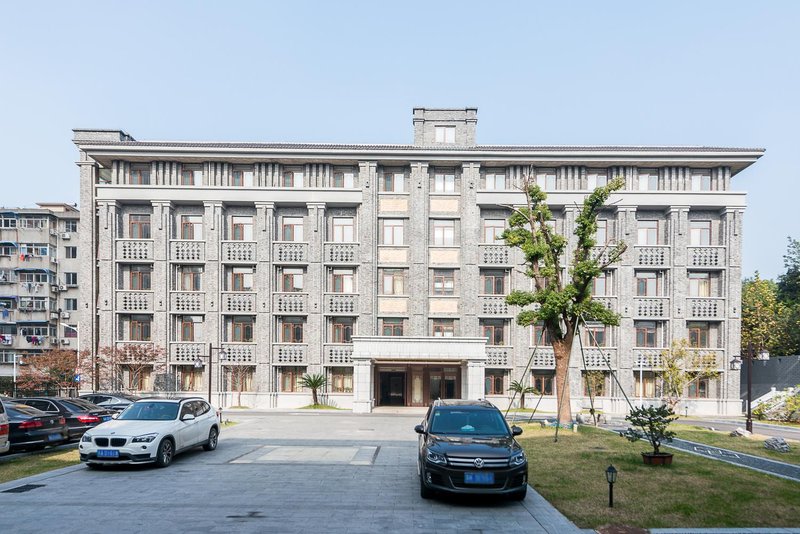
<box><xmin>77</xmin><ymin>156</ymin><xmax>98</xmax><ymax>389</ymax></box>
<box><xmin>96</xmin><ymin>201</ymin><xmax>117</xmax><ymax>375</ymax></box>
<box><xmin>151</xmin><ymin>201</ymin><xmax>172</xmax><ymax>362</ymax></box>
<box><xmin>255</xmin><ymin>202</ymin><xmax>274</xmax><ymax>394</ymax></box>
<box><xmin>203</xmin><ymin>201</ymin><xmax>223</xmax><ymax>391</ymax></box>
<box><xmin>352</xmin><ymin>357</ymin><xmax>373</xmax><ymax>413</ymax></box>
<box><xmin>460</xmin><ymin>162</ymin><xmax>480</xmax><ymax>337</ymax></box>
<box><xmin>358</xmin><ymin>162</ymin><xmax>378</xmax><ymax>336</ymax></box>
<box><xmin>465</xmin><ymin>360</ymin><xmax>485</xmax><ymax>401</ymax></box>
<box><xmin>723</xmin><ymin>207</ymin><xmax>744</xmax><ymax>414</ymax></box>
<box><xmin>408</xmin><ymin>162</ymin><xmax>429</xmax><ymax>335</ymax></box>
<box><xmin>616</xmin><ymin>206</ymin><xmax>638</xmax><ymax>400</ymax></box>
<box><xmin>306</xmin><ymin>202</ymin><xmax>325</xmax><ymax>374</ymax></box>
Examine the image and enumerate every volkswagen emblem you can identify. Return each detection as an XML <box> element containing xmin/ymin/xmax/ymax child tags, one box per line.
<box><xmin>474</xmin><ymin>458</ymin><xmax>484</xmax><ymax>469</ymax></box>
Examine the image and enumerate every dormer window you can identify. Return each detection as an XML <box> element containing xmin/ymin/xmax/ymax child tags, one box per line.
<box><xmin>434</xmin><ymin>126</ymin><xmax>455</xmax><ymax>144</ymax></box>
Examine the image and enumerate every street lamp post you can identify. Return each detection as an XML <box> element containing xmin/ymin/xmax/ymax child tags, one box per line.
<box><xmin>60</xmin><ymin>323</ymin><xmax>80</xmax><ymax>395</ymax></box>
<box><xmin>194</xmin><ymin>343</ymin><xmax>227</xmax><ymax>405</ymax></box>
<box><xmin>12</xmin><ymin>353</ymin><xmax>21</xmax><ymax>397</ymax></box>
<box><xmin>745</xmin><ymin>342</ymin><xmax>770</xmax><ymax>433</ymax></box>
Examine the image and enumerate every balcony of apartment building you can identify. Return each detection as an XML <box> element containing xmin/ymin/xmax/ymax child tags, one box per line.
<box><xmin>116</xmin><ymin>238</ymin><xmax>154</xmax><ymax>262</ymax></box>
<box><xmin>324</xmin><ymin>317</ymin><xmax>355</xmax><ymax>366</ymax></box>
<box><xmin>687</xmin><ymin>220</ymin><xmax>726</xmax><ymax>270</ymax></box>
<box><xmin>273</xmin><ymin>317</ymin><xmax>308</xmax><ymax>366</ymax></box>
<box><xmin>324</xmin><ymin>268</ymin><xmax>358</xmax><ymax>315</ymax></box>
<box><xmin>478</xmin><ymin>269</ymin><xmax>511</xmax><ymax>317</ymax></box>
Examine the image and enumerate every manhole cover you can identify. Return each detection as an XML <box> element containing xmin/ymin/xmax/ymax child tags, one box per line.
<box><xmin>3</xmin><ymin>484</ymin><xmax>45</xmax><ymax>493</ymax></box>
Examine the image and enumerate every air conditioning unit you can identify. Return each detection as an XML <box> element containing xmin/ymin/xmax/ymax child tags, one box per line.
<box><xmin>61</xmin><ymin>232</ymin><xmax>71</xmax><ymax>240</ymax></box>
<box><xmin>50</xmin><ymin>285</ymin><xmax>59</xmax><ymax>292</ymax></box>
<box><xmin>50</xmin><ymin>312</ymin><xmax>59</xmax><ymax>319</ymax></box>
<box><xmin>51</xmin><ymin>337</ymin><xmax>59</xmax><ymax>344</ymax></box>
<box><xmin>49</xmin><ymin>229</ymin><xmax>58</xmax><ymax>236</ymax></box>
<box><xmin>50</xmin><ymin>257</ymin><xmax>58</xmax><ymax>264</ymax></box>
<box><xmin>61</xmin><ymin>339</ymin><xmax>70</xmax><ymax>345</ymax></box>
<box><xmin>61</xmin><ymin>312</ymin><xmax>70</xmax><ymax>319</ymax></box>
<box><xmin>59</xmin><ymin>285</ymin><xmax>67</xmax><ymax>291</ymax></box>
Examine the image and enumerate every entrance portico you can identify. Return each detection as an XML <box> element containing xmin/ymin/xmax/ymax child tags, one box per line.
<box><xmin>351</xmin><ymin>336</ymin><xmax>487</xmax><ymax>414</ymax></box>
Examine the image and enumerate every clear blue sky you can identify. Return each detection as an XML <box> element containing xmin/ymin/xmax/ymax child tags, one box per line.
<box><xmin>1</xmin><ymin>1</ymin><xmax>797</xmax><ymax>279</ymax></box>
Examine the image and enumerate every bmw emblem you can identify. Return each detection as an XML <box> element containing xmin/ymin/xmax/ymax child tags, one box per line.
<box><xmin>474</xmin><ymin>458</ymin><xmax>484</xmax><ymax>469</ymax></box>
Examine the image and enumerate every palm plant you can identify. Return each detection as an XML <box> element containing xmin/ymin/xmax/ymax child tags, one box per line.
<box><xmin>508</xmin><ymin>379</ymin><xmax>537</xmax><ymax>410</ymax></box>
<box><xmin>299</xmin><ymin>373</ymin><xmax>327</xmax><ymax>406</ymax></box>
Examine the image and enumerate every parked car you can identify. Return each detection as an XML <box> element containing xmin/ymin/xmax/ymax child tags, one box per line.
<box><xmin>80</xmin><ymin>397</ymin><xmax>219</xmax><ymax>468</ymax></box>
<box><xmin>17</xmin><ymin>397</ymin><xmax>117</xmax><ymax>440</ymax></box>
<box><xmin>415</xmin><ymin>399</ymin><xmax>529</xmax><ymax>500</ymax></box>
<box><xmin>3</xmin><ymin>401</ymin><xmax>69</xmax><ymax>451</ymax></box>
<box><xmin>79</xmin><ymin>393</ymin><xmax>141</xmax><ymax>413</ymax></box>
<box><xmin>0</xmin><ymin>398</ymin><xmax>10</xmax><ymax>454</ymax></box>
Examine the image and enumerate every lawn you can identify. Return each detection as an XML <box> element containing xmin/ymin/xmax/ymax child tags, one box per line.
<box><xmin>673</xmin><ymin>424</ymin><xmax>800</xmax><ymax>465</ymax></box>
<box><xmin>517</xmin><ymin>425</ymin><xmax>800</xmax><ymax>530</ymax></box>
<box><xmin>0</xmin><ymin>449</ymin><xmax>80</xmax><ymax>485</ymax></box>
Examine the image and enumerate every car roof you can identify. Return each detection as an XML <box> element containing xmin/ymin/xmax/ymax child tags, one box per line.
<box><xmin>432</xmin><ymin>399</ymin><xmax>498</xmax><ymax>409</ymax></box>
<box><xmin>134</xmin><ymin>397</ymin><xmax>205</xmax><ymax>404</ymax></box>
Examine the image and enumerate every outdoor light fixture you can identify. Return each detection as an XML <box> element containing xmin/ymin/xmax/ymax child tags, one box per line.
<box><xmin>194</xmin><ymin>345</ymin><xmax>228</xmax><ymax>404</ymax></box>
<box><xmin>605</xmin><ymin>464</ymin><xmax>617</xmax><ymax>508</ymax></box>
<box><xmin>730</xmin><ymin>356</ymin><xmax>742</xmax><ymax>371</ymax></box>
<box><xmin>745</xmin><ymin>343</ymin><xmax>770</xmax><ymax>433</ymax></box>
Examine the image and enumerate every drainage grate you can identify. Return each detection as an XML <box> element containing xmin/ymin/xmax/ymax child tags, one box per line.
<box><xmin>3</xmin><ymin>484</ymin><xmax>45</xmax><ymax>494</ymax></box>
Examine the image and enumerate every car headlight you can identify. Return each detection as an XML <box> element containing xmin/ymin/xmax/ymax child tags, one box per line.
<box><xmin>510</xmin><ymin>451</ymin><xmax>527</xmax><ymax>466</ymax></box>
<box><xmin>425</xmin><ymin>450</ymin><xmax>447</xmax><ymax>465</ymax></box>
<box><xmin>131</xmin><ymin>433</ymin><xmax>158</xmax><ymax>443</ymax></box>
<box><xmin>81</xmin><ymin>434</ymin><xmax>92</xmax><ymax>443</ymax></box>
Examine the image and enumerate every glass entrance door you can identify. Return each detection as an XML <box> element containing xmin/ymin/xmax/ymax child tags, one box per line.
<box><xmin>379</xmin><ymin>371</ymin><xmax>406</xmax><ymax>406</ymax></box>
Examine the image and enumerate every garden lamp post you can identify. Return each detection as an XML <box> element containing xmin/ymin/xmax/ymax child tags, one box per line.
<box><xmin>605</xmin><ymin>464</ymin><xmax>617</xmax><ymax>507</ymax></box>
<box><xmin>194</xmin><ymin>344</ymin><xmax>227</xmax><ymax>405</ymax></box>
<box><xmin>744</xmin><ymin>342</ymin><xmax>770</xmax><ymax>433</ymax></box>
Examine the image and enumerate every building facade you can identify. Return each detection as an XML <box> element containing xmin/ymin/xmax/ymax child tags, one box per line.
<box><xmin>0</xmin><ymin>203</ymin><xmax>81</xmax><ymax>388</ymax></box>
<box><xmin>74</xmin><ymin>108</ymin><xmax>762</xmax><ymax>414</ymax></box>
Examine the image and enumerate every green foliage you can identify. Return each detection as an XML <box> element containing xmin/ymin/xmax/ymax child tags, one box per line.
<box><xmin>659</xmin><ymin>339</ymin><xmax>718</xmax><ymax>409</ymax></box>
<box><xmin>299</xmin><ymin>373</ymin><xmax>327</xmax><ymax>406</ymax></box>
<box><xmin>742</xmin><ymin>273</ymin><xmax>786</xmax><ymax>355</ymax></box>
<box><xmin>753</xmin><ymin>385</ymin><xmax>800</xmax><ymax>422</ymax></box>
<box><xmin>777</xmin><ymin>237</ymin><xmax>800</xmax><ymax>303</ymax></box>
<box><xmin>622</xmin><ymin>404</ymin><xmax>678</xmax><ymax>455</ymax></box>
<box><xmin>508</xmin><ymin>379</ymin><xmax>537</xmax><ymax>409</ymax></box>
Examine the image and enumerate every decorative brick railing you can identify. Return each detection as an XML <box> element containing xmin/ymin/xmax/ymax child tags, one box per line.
<box><xmin>634</xmin><ymin>246</ymin><xmax>670</xmax><ymax>267</ymax></box>
<box><xmin>221</xmin><ymin>343</ymin><xmax>256</xmax><ymax>364</ymax></box>
<box><xmin>634</xmin><ymin>297</ymin><xmax>669</xmax><ymax>318</ymax></box>
<box><xmin>633</xmin><ymin>349</ymin><xmax>663</xmax><ymax>369</ymax></box>
<box><xmin>479</xmin><ymin>244</ymin><xmax>511</xmax><ymax>265</ymax></box>
<box><xmin>170</xmin><ymin>240</ymin><xmax>204</xmax><ymax>262</ymax></box>
<box><xmin>687</xmin><ymin>297</ymin><xmax>725</xmax><ymax>319</ymax></box>
<box><xmin>582</xmin><ymin>348</ymin><xmax>616</xmax><ymax>369</ymax></box>
<box><xmin>324</xmin><ymin>242</ymin><xmax>359</xmax><ymax>263</ymax></box>
<box><xmin>273</xmin><ymin>242</ymin><xmax>309</xmax><ymax>263</ymax></box>
<box><xmin>688</xmin><ymin>246</ymin><xmax>725</xmax><ymax>268</ymax></box>
<box><xmin>116</xmin><ymin>239</ymin><xmax>153</xmax><ymax>261</ymax></box>
<box><xmin>117</xmin><ymin>291</ymin><xmax>154</xmax><ymax>312</ymax></box>
<box><xmin>222</xmin><ymin>292</ymin><xmax>256</xmax><ymax>313</ymax></box>
<box><xmin>115</xmin><ymin>341</ymin><xmax>154</xmax><ymax>353</ymax></box>
<box><xmin>324</xmin><ymin>293</ymin><xmax>358</xmax><ymax>314</ymax></box>
<box><xmin>273</xmin><ymin>343</ymin><xmax>307</xmax><ymax>364</ymax></box>
<box><xmin>529</xmin><ymin>347</ymin><xmax>555</xmax><ymax>368</ymax></box>
<box><xmin>479</xmin><ymin>295</ymin><xmax>509</xmax><ymax>315</ymax></box>
<box><xmin>592</xmin><ymin>296</ymin><xmax>617</xmax><ymax>311</ymax></box>
<box><xmin>170</xmin><ymin>291</ymin><xmax>204</xmax><ymax>313</ymax></box>
<box><xmin>486</xmin><ymin>346</ymin><xmax>512</xmax><ymax>367</ymax></box>
<box><xmin>169</xmin><ymin>342</ymin><xmax>206</xmax><ymax>363</ymax></box>
<box><xmin>687</xmin><ymin>348</ymin><xmax>724</xmax><ymax>370</ymax></box>
<box><xmin>222</xmin><ymin>241</ymin><xmax>257</xmax><ymax>263</ymax></box>
<box><xmin>324</xmin><ymin>344</ymin><xmax>354</xmax><ymax>365</ymax></box>
<box><xmin>273</xmin><ymin>292</ymin><xmax>308</xmax><ymax>314</ymax></box>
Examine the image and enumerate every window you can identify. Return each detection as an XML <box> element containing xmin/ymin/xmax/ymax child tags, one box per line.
<box><xmin>481</xmin><ymin>270</ymin><xmax>506</xmax><ymax>295</ymax></box>
<box><xmin>0</xmin><ymin>245</ymin><xmax>15</xmax><ymax>256</ymax></box>
<box><xmin>484</xmin><ymin>369</ymin><xmax>505</xmax><ymax>395</ymax></box>
<box><xmin>432</xmin><ymin>220</ymin><xmax>455</xmax><ymax>246</ymax></box>
<box><xmin>689</xmin><ymin>221</ymin><xmax>711</xmax><ymax>246</ymax></box>
<box><xmin>483</xmin><ymin>219</ymin><xmax>505</xmax><ymax>243</ymax></box>
<box><xmin>330</xmin><ymin>367</ymin><xmax>353</xmax><ymax>393</ymax></box>
<box><xmin>584</xmin><ymin>325</ymin><xmax>607</xmax><ymax>347</ymax></box>
<box><xmin>687</xmin><ymin>376</ymin><xmax>710</xmax><ymax>398</ymax></box>
<box><xmin>280</xmin><ymin>268</ymin><xmax>304</xmax><ymax>292</ymax></box>
<box><xmin>595</xmin><ymin>220</ymin><xmax>608</xmax><ymax>245</ymax></box>
<box><xmin>434</xmin><ymin>126</ymin><xmax>455</xmax><ymax>143</ymax></box>
<box><xmin>129</xmin><ymin>166</ymin><xmax>150</xmax><ymax>185</ymax></box>
<box><xmin>433</xmin><ymin>173</ymin><xmax>456</xmax><ymax>193</ymax></box>
<box><xmin>0</xmin><ymin>217</ymin><xmax>17</xmax><ymax>229</ymax></box>
<box><xmin>635</xmin><ymin>372</ymin><xmax>657</xmax><ymax>398</ymax></box>
<box><xmin>178</xmin><ymin>366</ymin><xmax>203</xmax><ymax>392</ymax></box>
<box><xmin>484</xmin><ymin>172</ymin><xmax>506</xmax><ymax>190</ymax></box>
<box><xmin>432</xmin><ymin>319</ymin><xmax>455</xmax><ymax>337</ymax></box>
<box><xmin>64</xmin><ymin>324</ymin><xmax>77</xmax><ymax>338</ymax></box>
<box><xmin>638</xmin><ymin>170</ymin><xmax>659</xmax><ymax>191</ymax></box>
<box><xmin>637</xmin><ymin>220</ymin><xmax>658</xmax><ymax>245</ymax></box>
<box><xmin>65</xmin><ymin>246</ymin><xmax>77</xmax><ymax>259</ymax></box>
<box><xmin>481</xmin><ymin>319</ymin><xmax>505</xmax><ymax>346</ymax></box>
<box><xmin>532</xmin><ymin>322</ymin><xmax>552</xmax><ymax>345</ymax></box>
<box><xmin>331</xmin><ymin>217</ymin><xmax>355</xmax><ymax>243</ymax></box>
<box><xmin>130</xmin><ymin>265</ymin><xmax>152</xmax><ymax>290</ymax></box>
<box><xmin>64</xmin><ymin>220</ymin><xmax>78</xmax><ymax>233</ymax></box>
<box><xmin>331</xmin><ymin>318</ymin><xmax>354</xmax><ymax>343</ymax></box>
<box><xmin>635</xmin><ymin>321</ymin><xmax>657</xmax><ymax>347</ymax></box>
<box><xmin>532</xmin><ymin>373</ymin><xmax>554</xmax><ymax>395</ymax></box>
<box><xmin>536</xmin><ymin>170</ymin><xmax>556</xmax><ymax>190</ymax></box>
<box><xmin>19</xmin><ymin>217</ymin><xmax>47</xmax><ymax>230</ymax></box>
<box><xmin>282</xmin><ymin>171</ymin><xmax>303</xmax><ymax>188</ymax></box>
<box><xmin>636</xmin><ymin>271</ymin><xmax>658</xmax><ymax>296</ymax></box>
<box><xmin>180</xmin><ymin>167</ymin><xmax>202</xmax><ymax>186</ymax></box>
<box><xmin>65</xmin><ymin>272</ymin><xmax>78</xmax><ymax>287</ymax></box>
<box><xmin>180</xmin><ymin>215</ymin><xmax>203</xmax><ymax>241</ymax></box>
<box><xmin>583</xmin><ymin>372</ymin><xmax>607</xmax><ymax>397</ymax></box>
<box><xmin>691</xmin><ymin>172</ymin><xmax>711</xmax><ymax>191</ymax></box>
<box><xmin>280</xmin><ymin>366</ymin><xmax>305</xmax><ymax>392</ymax></box>
<box><xmin>179</xmin><ymin>316</ymin><xmax>201</xmax><ymax>342</ymax></box>
<box><xmin>587</xmin><ymin>171</ymin><xmax>608</xmax><ymax>190</ymax></box>
<box><xmin>381</xmin><ymin>318</ymin><xmax>403</xmax><ymax>336</ymax></box>
<box><xmin>232</xmin><ymin>317</ymin><xmax>254</xmax><ymax>342</ymax></box>
<box><xmin>689</xmin><ymin>272</ymin><xmax>711</xmax><ymax>297</ymax></box>
<box><xmin>231</xmin><ymin>216</ymin><xmax>253</xmax><ymax>241</ymax></box>
<box><xmin>432</xmin><ymin>269</ymin><xmax>455</xmax><ymax>295</ymax></box>
<box><xmin>688</xmin><ymin>322</ymin><xmax>709</xmax><ymax>348</ymax></box>
<box><xmin>178</xmin><ymin>266</ymin><xmax>202</xmax><ymax>291</ymax></box>
<box><xmin>381</xmin><ymin>172</ymin><xmax>405</xmax><ymax>193</ymax></box>
<box><xmin>332</xmin><ymin>171</ymin><xmax>355</xmax><ymax>188</ymax></box>
<box><xmin>129</xmin><ymin>215</ymin><xmax>151</xmax><ymax>239</ymax></box>
<box><xmin>231</xmin><ymin>169</ymin><xmax>254</xmax><ymax>187</ymax></box>
<box><xmin>223</xmin><ymin>366</ymin><xmax>254</xmax><ymax>393</ymax></box>
<box><xmin>281</xmin><ymin>217</ymin><xmax>304</xmax><ymax>242</ymax></box>
<box><xmin>129</xmin><ymin>315</ymin><xmax>152</xmax><ymax>341</ymax></box>
<box><xmin>332</xmin><ymin>269</ymin><xmax>354</xmax><ymax>293</ymax></box>
<box><xmin>380</xmin><ymin>269</ymin><xmax>406</xmax><ymax>295</ymax></box>
<box><xmin>64</xmin><ymin>298</ymin><xmax>78</xmax><ymax>311</ymax></box>
<box><xmin>280</xmin><ymin>317</ymin><xmax>304</xmax><ymax>343</ymax></box>
<box><xmin>231</xmin><ymin>267</ymin><xmax>254</xmax><ymax>292</ymax></box>
<box><xmin>592</xmin><ymin>272</ymin><xmax>608</xmax><ymax>296</ymax></box>
<box><xmin>381</xmin><ymin>219</ymin><xmax>404</xmax><ymax>245</ymax></box>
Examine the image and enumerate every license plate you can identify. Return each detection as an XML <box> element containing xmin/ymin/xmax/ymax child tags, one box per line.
<box><xmin>97</xmin><ymin>449</ymin><xmax>119</xmax><ymax>458</ymax></box>
<box><xmin>464</xmin><ymin>471</ymin><xmax>495</xmax><ymax>485</ymax></box>
<box><xmin>48</xmin><ymin>433</ymin><xmax>62</xmax><ymax>441</ymax></box>
<box><xmin>102</xmin><ymin>416</ymin><xmax>112</xmax><ymax>422</ymax></box>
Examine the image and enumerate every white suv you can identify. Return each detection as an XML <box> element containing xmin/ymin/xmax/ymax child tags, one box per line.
<box><xmin>79</xmin><ymin>397</ymin><xmax>219</xmax><ymax>468</ymax></box>
<box><xmin>0</xmin><ymin>399</ymin><xmax>9</xmax><ymax>454</ymax></box>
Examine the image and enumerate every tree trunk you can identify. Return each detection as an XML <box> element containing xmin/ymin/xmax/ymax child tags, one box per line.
<box><xmin>553</xmin><ymin>337</ymin><xmax>574</xmax><ymax>425</ymax></box>
<box><xmin>312</xmin><ymin>389</ymin><xmax>319</xmax><ymax>406</ymax></box>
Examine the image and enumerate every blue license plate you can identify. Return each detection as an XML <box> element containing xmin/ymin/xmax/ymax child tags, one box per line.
<box><xmin>464</xmin><ymin>471</ymin><xmax>495</xmax><ymax>485</ymax></box>
<box><xmin>97</xmin><ymin>449</ymin><xmax>119</xmax><ymax>458</ymax></box>
<box><xmin>102</xmin><ymin>416</ymin><xmax>112</xmax><ymax>422</ymax></box>
<box><xmin>48</xmin><ymin>433</ymin><xmax>62</xmax><ymax>441</ymax></box>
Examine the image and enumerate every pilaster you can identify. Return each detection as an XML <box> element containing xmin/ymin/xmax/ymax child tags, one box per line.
<box><xmin>358</xmin><ymin>162</ymin><xmax>378</xmax><ymax>336</ymax></box>
<box><xmin>408</xmin><ymin>161</ymin><xmax>429</xmax><ymax>335</ymax></box>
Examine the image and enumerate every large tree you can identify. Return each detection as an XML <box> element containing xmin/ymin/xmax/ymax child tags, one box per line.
<box><xmin>17</xmin><ymin>348</ymin><xmax>78</xmax><ymax>395</ymax></box>
<box><xmin>777</xmin><ymin>236</ymin><xmax>800</xmax><ymax>304</ymax></box>
<box><xmin>97</xmin><ymin>344</ymin><xmax>165</xmax><ymax>392</ymax></box>
<box><xmin>502</xmin><ymin>176</ymin><xmax>626</xmax><ymax>424</ymax></box>
<box><xmin>741</xmin><ymin>274</ymin><xmax>786</xmax><ymax>355</ymax></box>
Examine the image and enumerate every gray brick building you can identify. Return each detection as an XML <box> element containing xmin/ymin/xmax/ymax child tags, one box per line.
<box><xmin>73</xmin><ymin>108</ymin><xmax>762</xmax><ymax>415</ymax></box>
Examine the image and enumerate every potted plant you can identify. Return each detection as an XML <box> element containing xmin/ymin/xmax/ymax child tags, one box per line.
<box><xmin>621</xmin><ymin>404</ymin><xmax>678</xmax><ymax>465</ymax></box>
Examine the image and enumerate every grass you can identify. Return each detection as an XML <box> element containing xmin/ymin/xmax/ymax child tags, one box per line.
<box><xmin>517</xmin><ymin>424</ymin><xmax>800</xmax><ymax>529</ymax></box>
<box><xmin>298</xmin><ymin>404</ymin><xmax>342</xmax><ymax>410</ymax></box>
<box><xmin>672</xmin><ymin>424</ymin><xmax>800</xmax><ymax>465</ymax></box>
<box><xmin>0</xmin><ymin>449</ymin><xmax>81</xmax><ymax>485</ymax></box>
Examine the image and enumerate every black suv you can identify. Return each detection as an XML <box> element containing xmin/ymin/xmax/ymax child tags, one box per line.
<box><xmin>415</xmin><ymin>399</ymin><xmax>528</xmax><ymax>500</ymax></box>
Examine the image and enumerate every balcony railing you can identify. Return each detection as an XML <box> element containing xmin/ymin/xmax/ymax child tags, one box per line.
<box><xmin>222</xmin><ymin>292</ymin><xmax>256</xmax><ymax>314</ymax></box>
<box><xmin>324</xmin><ymin>242</ymin><xmax>359</xmax><ymax>264</ymax></box>
<box><xmin>633</xmin><ymin>348</ymin><xmax>724</xmax><ymax>370</ymax></box>
<box><xmin>273</xmin><ymin>343</ymin><xmax>308</xmax><ymax>364</ymax></box>
<box><xmin>170</xmin><ymin>291</ymin><xmax>204</xmax><ymax>313</ymax></box>
<box><xmin>633</xmin><ymin>297</ymin><xmax>669</xmax><ymax>318</ymax></box>
<box><xmin>478</xmin><ymin>295</ymin><xmax>509</xmax><ymax>315</ymax></box>
<box><xmin>529</xmin><ymin>347</ymin><xmax>555</xmax><ymax>368</ymax></box>
<box><xmin>479</xmin><ymin>244</ymin><xmax>511</xmax><ymax>265</ymax></box>
<box><xmin>486</xmin><ymin>346</ymin><xmax>512</xmax><ymax>367</ymax></box>
<box><xmin>115</xmin><ymin>341</ymin><xmax>154</xmax><ymax>352</ymax></box>
<box><xmin>117</xmin><ymin>291</ymin><xmax>154</xmax><ymax>313</ymax></box>
<box><xmin>582</xmin><ymin>347</ymin><xmax>617</xmax><ymax>369</ymax></box>
<box><xmin>324</xmin><ymin>344</ymin><xmax>353</xmax><ymax>365</ymax></box>
<box><xmin>273</xmin><ymin>292</ymin><xmax>308</xmax><ymax>314</ymax></box>
<box><xmin>688</xmin><ymin>246</ymin><xmax>725</xmax><ymax>268</ymax></box>
<box><xmin>221</xmin><ymin>342</ymin><xmax>256</xmax><ymax>364</ymax></box>
<box><xmin>222</xmin><ymin>241</ymin><xmax>257</xmax><ymax>263</ymax></box>
<box><xmin>592</xmin><ymin>296</ymin><xmax>617</xmax><ymax>311</ymax></box>
<box><xmin>324</xmin><ymin>293</ymin><xmax>358</xmax><ymax>315</ymax></box>
<box><xmin>634</xmin><ymin>245</ymin><xmax>670</xmax><ymax>267</ymax></box>
<box><xmin>170</xmin><ymin>240</ymin><xmax>205</xmax><ymax>262</ymax></box>
<box><xmin>633</xmin><ymin>349</ymin><xmax>664</xmax><ymax>369</ymax></box>
<box><xmin>687</xmin><ymin>297</ymin><xmax>725</xmax><ymax>319</ymax></box>
<box><xmin>116</xmin><ymin>239</ymin><xmax>154</xmax><ymax>261</ymax></box>
<box><xmin>273</xmin><ymin>242</ymin><xmax>309</xmax><ymax>263</ymax></box>
<box><xmin>169</xmin><ymin>342</ymin><xmax>206</xmax><ymax>363</ymax></box>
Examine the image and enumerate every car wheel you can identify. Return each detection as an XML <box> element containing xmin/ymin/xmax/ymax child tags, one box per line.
<box><xmin>510</xmin><ymin>487</ymin><xmax>527</xmax><ymax>501</ymax></box>
<box><xmin>155</xmin><ymin>438</ymin><xmax>174</xmax><ymax>468</ymax></box>
<box><xmin>419</xmin><ymin>474</ymin><xmax>434</xmax><ymax>499</ymax></box>
<box><xmin>203</xmin><ymin>427</ymin><xmax>218</xmax><ymax>451</ymax></box>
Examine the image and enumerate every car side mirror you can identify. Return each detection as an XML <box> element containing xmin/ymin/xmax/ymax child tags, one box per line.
<box><xmin>414</xmin><ymin>424</ymin><xmax>426</xmax><ymax>435</ymax></box>
<box><xmin>111</xmin><ymin>413</ymin><xmax>119</xmax><ymax>419</ymax></box>
<box><xmin>181</xmin><ymin>414</ymin><xmax>196</xmax><ymax>421</ymax></box>
<box><xmin>511</xmin><ymin>425</ymin><xmax>523</xmax><ymax>436</ymax></box>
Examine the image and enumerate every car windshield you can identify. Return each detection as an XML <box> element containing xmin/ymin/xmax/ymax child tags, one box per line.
<box><xmin>429</xmin><ymin>409</ymin><xmax>509</xmax><ymax>436</ymax></box>
<box><xmin>118</xmin><ymin>402</ymin><xmax>179</xmax><ymax>421</ymax></box>
<box><xmin>61</xmin><ymin>399</ymin><xmax>99</xmax><ymax>412</ymax></box>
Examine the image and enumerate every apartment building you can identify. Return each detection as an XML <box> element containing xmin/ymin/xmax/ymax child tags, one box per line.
<box><xmin>0</xmin><ymin>203</ymin><xmax>81</xmax><ymax>386</ymax></box>
<box><xmin>74</xmin><ymin>108</ymin><xmax>763</xmax><ymax>414</ymax></box>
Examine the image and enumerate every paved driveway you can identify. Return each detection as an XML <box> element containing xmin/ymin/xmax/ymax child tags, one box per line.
<box><xmin>0</xmin><ymin>411</ymin><xmax>581</xmax><ymax>533</ymax></box>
